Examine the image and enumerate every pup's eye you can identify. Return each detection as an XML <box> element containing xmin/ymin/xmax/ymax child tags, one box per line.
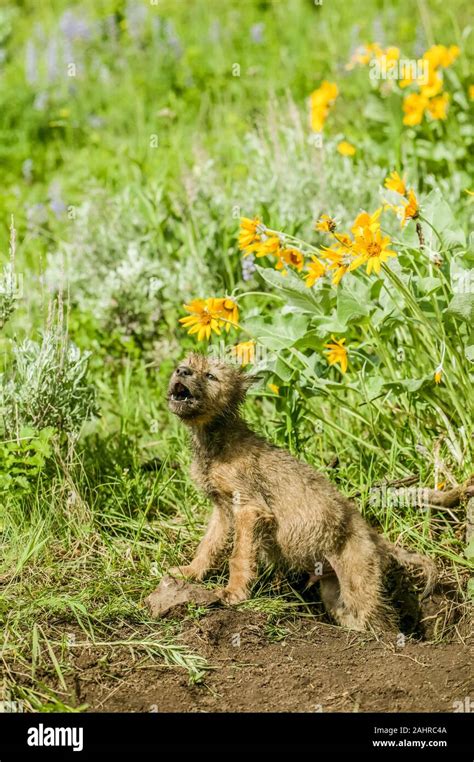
<box><xmin>206</xmin><ymin>372</ymin><xmax>218</xmax><ymax>381</ymax></box>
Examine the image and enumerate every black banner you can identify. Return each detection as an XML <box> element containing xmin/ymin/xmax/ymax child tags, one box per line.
<box><xmin>0</xmin><ymin>712</ymin><xmax>471</xmax><ymax>758</ymax></box>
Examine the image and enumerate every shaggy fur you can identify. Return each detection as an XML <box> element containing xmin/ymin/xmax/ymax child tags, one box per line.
<box><xmin>167</xmin><ymin>353</ymin><xmax>437</xmax><ymax>632</ymax></box>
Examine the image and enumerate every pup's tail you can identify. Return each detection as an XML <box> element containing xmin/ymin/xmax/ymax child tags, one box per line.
<box><xmin>377</xmin><ymin>536</ymin><xmax>438</xmax><ymax>599</ymax></box>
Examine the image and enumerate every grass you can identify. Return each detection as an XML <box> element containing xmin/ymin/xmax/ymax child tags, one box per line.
<box><xmin>0</xmin><ymin>0</ymin><xmax>473</xmax><ymax>711</ymax></box>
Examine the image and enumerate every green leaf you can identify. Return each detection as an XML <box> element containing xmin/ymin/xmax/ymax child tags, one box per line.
<box><xmin>382</xmin><ymin>378</ymin><xmax>425</xmax><ymax>393</ymax></box>
<box><xmin>255</xmin><ymin>265</ymin><xmax>321</xmax><ymax>313</ymax></box>
<box><xmin>465</xmin><ymin>345</ymin><xmax>474</xmax><ymax>362</ymax></box>
<box><xmin>337</xmin><ymin>289</ymin><xmax>369</xmax><ymax>324</ymax></box>
<box><xmin>417</xmin><ymin>277</ymin><xmax>441</xmax><ymax>295</ymax></box>
<box><xmin>421</xmin><ymin>189</ymin><xmax>466</xmax><ymax>248</ymax></box>
<box><xmin>245</xmin><ymin>313</ymin><xmax>308</xmax><ymax>350</ymax></box>
<box><xmin>466</xmin><ymin>535</ymin><xmax>474</xmax><ymax>561</ymax></box>
<box><xmin>446</xmin><ymin>293</ymin><xmax>474</xmax><ymax>323</ymax></box>
<box><xmin>274</xmin><ymin>355</ymin><xmax>294</xmax><ymax>382</ymax></box>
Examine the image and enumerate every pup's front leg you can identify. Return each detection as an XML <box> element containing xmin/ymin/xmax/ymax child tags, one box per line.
<box><xmin>217</xmin><ymin>504</ymin><xmax>263</xmax><ymax>604</ymax></box>
<box><xmin>169</xmin><ymin>505</ymin><xmax>229</xmax><ymax>581</ymax></box>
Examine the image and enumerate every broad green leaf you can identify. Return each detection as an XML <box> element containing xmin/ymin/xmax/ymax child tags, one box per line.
<box><xmin>245</xmin><ymin>313</ymin><xmax>308</xmax><ymax>350</ymax></box>
<box><xmin>255</xmin><ymin>265</ymin><xmax>321</xmax><ymax>313</ymax></box>
<box><xmin>382</xmin><ymin>378</ymin><xmax>426</xmax><ymax>393</ymax></box>
<box><xmin>337</xmin><ymin>289</ymin><xmax>370</xmax><ymax>324</ymax></box>
<box><xmin>446</xmin><ymin>293</ymin><xmax>474</xmax><ymax>323</ymax></box>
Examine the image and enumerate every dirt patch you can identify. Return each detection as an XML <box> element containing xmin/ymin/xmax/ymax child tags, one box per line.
<box><xmin>48</xmin><ymin>608</ymin><xmax>473</xmax><ymax>713</ymax></box>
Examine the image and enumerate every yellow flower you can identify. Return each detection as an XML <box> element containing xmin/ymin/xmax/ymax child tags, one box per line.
<box><xmin>312</xmin><ymin>80</ymin><xmax>339</xmax><ymax>104</ymax></box>
<box><xmin>401</xmin><ymin>189</ymin><xmax>419</xmax><ymax>225</ymax></box>
<box><xmin>419</xmin><ymin>68</ymin><xmax>443</xmax><ymax>99</ymax></box>
<box><xmin>426</xmin><ymin>92</ymin><xmax>449</xmax><ymax>120</ymax></box>
<box><xmin>337</xmin><ymin>140</ymin><xmax>356</xmax><ymax>157</ymax></box>
<box><xmin>350</xmin><ymin>229</ymin><xmax>396</xmax><ymax>275</ymax></box>
<box><xmin>399</xmin><ymin>61</ymin><xmax>416</xmax><ymax>88</ymax></box>
<box><xmin>179</xmin><ymin>298</ymin><xmax>239</xmax><ymax>341</ymax></box>
<box><xmin>324</xmin><ymin>337</ymin><xmax>348</xmax><ymax>374</ymax></box>
<box><xmin>239</xmin><ymin>216</ymin><xmax>263</xmax><ymax>252</ymax></box>
<box><xmin>434</xmin><ymin>366</ymin><xmax>443</xmax><ymax>384</ymax></box>
<box><xmin>305</xmin><ymin>255</ymin><xmax>326</xmax><ymax>287</ymax></box>
<box><xmin>385</xmin><ymin>46</ymin><xmax>400</xmax><ymax>63</ymax></box>
<box><xmin>179</xmin><ymin>299</ymin><xmax>222</xmax><ymax>341</ymax></box>
<box><xmin>351</xmin><ymin>208</ymin><xmax>382</xmax><ymax>236</ymax></box>
<box><xmin>315</xmin><ymin>214</ymin><xmax>337</xmax><ymax>233</ymax></box>
<box><xmin>231</xmin><ymin>340</ymin><xmax>255</xmax><ymax>365</ymax></box>
<box><xmin>402</xmin><ymin>92</ymin><xmax>428</xmax><ymax>125</ymax></box>
<box><xmin>256</xmin><ymin>235</ymin><xmax>282</xmax><ymax>258</ymax></box>
<box><xmin>321</xmin><ymin>235</ymin><xmax>354</xmax><ymax>285</ymax></box>
<box><xmin>214</xmin><ymin>297</ymin><xmax>239</xmax><ymax>332</ymax></box>
<box><xmin>310</xmin><ymin>81</ymin><xmax>338</xmax><ymax>132</ymax></box>
<box><xmin>281</xmin><ymin>247</ymin><xmax>305</xmax><ymax>272</ymax></box>
<box><xmin>423</xmin><ymin>44</ymin><xmax>460</xmax><ymax>70</ymax></box>
<box><xmin>469</xmin><ymin>84</ymin><xmax>474</xmax><ymax>100</ymax></box>
<box><xmin>346</xmin><ymin>42</ymin><xmax>398</xmax><ymax>72</ymax></box>
<box><xmin>346</xmin><ymin>45</ymin><xmax>371</xmax><ymax>69</ymax></box>
<box><xmin>310</xmin><ymin>104</ymin><xmax>329</xmax><ymax>132</ymax></box>
<box><xmin>384</xmin><ymin>171</ymin><xmax>407</xmax><ymax>196</ymax></box>
<box><xmin>268</xmin><ymin>382</ymin><xmax>280</xmax><ymax>395</ymax></box>
<box><xmin>444</xmin><ymin>45</ymin><xmax>460</xmax><ymax>66</ymax></box>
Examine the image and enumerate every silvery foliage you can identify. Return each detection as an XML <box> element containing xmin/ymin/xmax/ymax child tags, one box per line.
<box><xmin>0</xmin><ymin>262</ymin><xmax>18</xmax><ymax>329</ymax></box>
<box><xmin>1</xmin><ymin>330</ymin><xmax>98</xmax><ymax>435</ymax></box>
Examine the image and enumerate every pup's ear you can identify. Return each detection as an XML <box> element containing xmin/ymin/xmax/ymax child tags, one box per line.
<box><xmin>239</xmin><ymin>371</ymin><xmax>263</xmax><ymax>393</ymax></box>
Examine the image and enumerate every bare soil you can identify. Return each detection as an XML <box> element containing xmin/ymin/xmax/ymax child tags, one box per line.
<box><xmin>44</xmin><ymin>603</ymin><xmax>472</xmax><ymax>713</ymax></box>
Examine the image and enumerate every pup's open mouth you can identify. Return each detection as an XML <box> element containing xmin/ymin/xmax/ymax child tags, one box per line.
<box><xmin>170</xmin><ymin>381</ymin><xmax>196</xmax><ymax>403</ymax></box>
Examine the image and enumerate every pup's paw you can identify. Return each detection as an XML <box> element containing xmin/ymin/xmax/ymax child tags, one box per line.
<box><xmin>216</xmin><ymin>586</ymin><xmax>247</xmax><ymax>605</ymax></box>
<box><xmin>168</xmin><ymin>565</ymin><xmax>200</xmax><ymax>580</ymax></box>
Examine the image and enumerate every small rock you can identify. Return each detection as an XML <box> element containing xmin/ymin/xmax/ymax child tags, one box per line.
<box><xmin>144</xmin><ymin>575</ymin><xmax>219</xmax><ymax>618</ymax></box>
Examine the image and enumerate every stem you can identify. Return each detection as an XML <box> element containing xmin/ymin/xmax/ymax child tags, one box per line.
<box><xmin>415</xmin><ymin>220</ymin><xmax>425</xmax><ymax>250</ymax></box>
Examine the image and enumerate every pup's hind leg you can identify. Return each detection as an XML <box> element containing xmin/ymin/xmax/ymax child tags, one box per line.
<box><xmin>321</xmin><ymin>533</ymin><xmax>395</xmax><ymax>632</ymax></box>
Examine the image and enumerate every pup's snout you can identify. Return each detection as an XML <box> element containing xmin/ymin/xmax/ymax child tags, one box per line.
<box><xmin>176</xmin><ymin>367</ymin><xmax>193</xmax><ymax>378</ymax></box>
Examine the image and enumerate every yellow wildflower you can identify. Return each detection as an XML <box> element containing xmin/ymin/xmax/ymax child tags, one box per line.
<box><xmin>179</xmin><ymin>299</ymin><xmax>222</xmax><ymax>341</ymax></box>
<box><xmin>346</xmin><ymin>42</ymin><xmax>384</xmax><ymax>69</ymax></box>
<box><xmin>310</xmin><ymin>81</ymin><xmax>338</xmax><ymax>132</ymax></box>
<box><xmin>434</xmin><ymin>366</ymin><xmax>443</xmax><ymax>384</ymax></box>
<box><xmin>351</xmin><ymin>208</ymin><xmax>382</xmax><ymax>236</ymax></box>
<box><xmin>315</xmin><ymin>214</ymin><xmax>337</xmax><ymax>233</ymax></box>
<box><xmin>305</xmin><ymin>256</ymin><xmax>326</xmax><ymax>287</ymax></box>
<box><xmin>385</xmin><ymin>46</ymin><xmax>400</xmax><ymax>63</ymax></box>
<box><xmin>256</xmin><ymin>235</ymin><xmax>282</xmax><ymax>258</ymax></box>
<box><xmin>337</xmin><ymin>140</ymin><xmax>356</xmax><ymax>157</ymax></box>
<box><xmin>426</xmin><ymin>92</ymin><xmax>449</xmax><ymax>120</ymax></box>
<box><xmin>324</xmin><ymin>337</ymin><xmax>348</xmax><ymax>374</ymax></box>
<box><xmin>419</xmin><ymin>68</ymin><xmax>443</xmax><ymax>99</ymax></box>
<box><xmin>384</xmin><ymin>171</ymin><xmax>407</xmax><ymax>196</ymax></box>
<box><xmin>232</xmin><ymin>340</ymin><xmax>255</xmax><ymax>365</ymax></box>
<box><xmin>423</xmin><ymin>44</ymin><xmax>459</xmax><ymax>70</ymax></box>
<box><xmin>281</xmin><ymin>247</ymin><xmax>305</xmax><ymax>272</ymax></box>
<box><xmin>350</xmin><ymin>229</ymin><xmax>396</xmax><ymax>275</ymax></box>
<box><xmin>401</xmin><ymin>189</ymin><xmax>419</xmax><ymax>225</ymax></box>
<box><xmin>215</xmin><ymin>298</ymin><xmax>239</xmax><ymax>332</ymax></box>
<box><xmin>402</xmin><ymin>92</ymin><xmax>428</xmax><ymax>126</ymax></box>
<box><xmin>268</xmin><ymin>383</ymin><xmax>280</xmax><ymax>395</ymax></box>
<box><xmin>323</xmin><ymin>250</ymin><xmax>353</xmax><ymax>285</ymax></box>
<box><xmin>179</xmin><ymin>298</ymin><xmax>239</xmax><ymax>341</ymax></box>
<box><xmin>239</xmin><ymin>216</ymin><xmax>263</xmax><ymax>252</ymax></box>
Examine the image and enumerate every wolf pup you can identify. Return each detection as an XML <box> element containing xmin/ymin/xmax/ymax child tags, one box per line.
<box><xmin>167</xmin><ymin>353</ymin><xmax>436</xmax><ymax>631</ymax></box>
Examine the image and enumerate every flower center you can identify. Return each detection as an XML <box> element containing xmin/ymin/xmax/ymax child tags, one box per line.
<box><xmin>367</xmin><ymin>242</ymin><xmax>382</xmax><ymax>257</ymax></box>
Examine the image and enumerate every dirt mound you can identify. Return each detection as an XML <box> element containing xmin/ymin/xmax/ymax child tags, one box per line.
<box><xmin>56</xmin><ymin>609</ymin><xmax>472</xmax><ymax>712</ymax></box>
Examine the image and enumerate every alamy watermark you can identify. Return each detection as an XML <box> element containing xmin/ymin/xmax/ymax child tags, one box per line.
<box><xmin>370</xmin><ymin>57</ymin><xmax>429</xmax><ymax>84</ymax></box>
